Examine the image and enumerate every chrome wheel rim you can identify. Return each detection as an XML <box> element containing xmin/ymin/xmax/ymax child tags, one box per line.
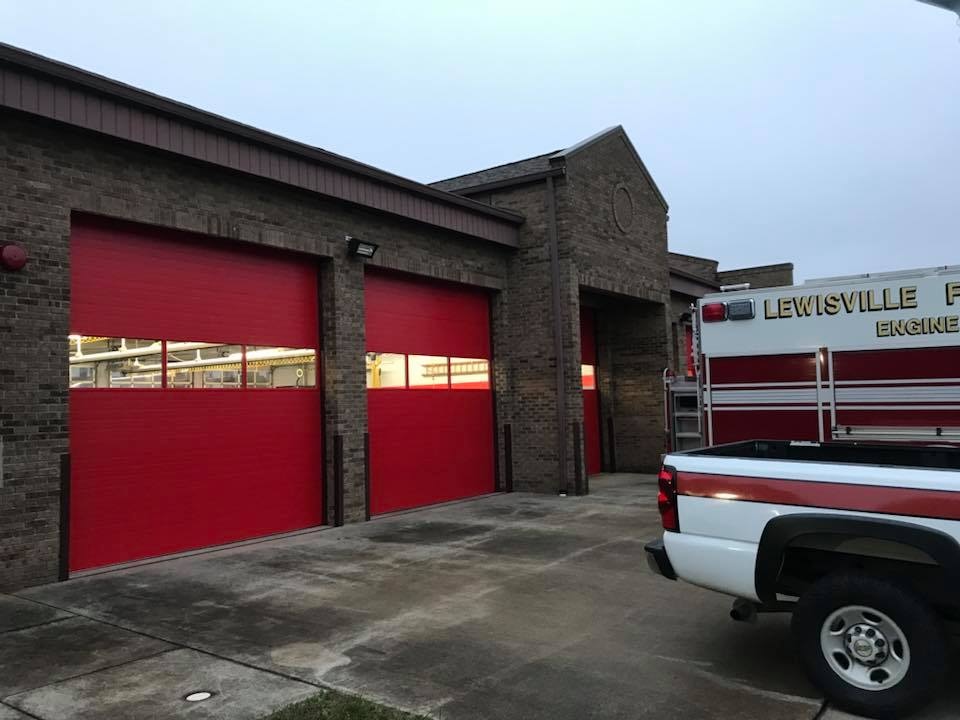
<box><xmin>820</xmin><ymin>605</ymin><xmax>910</xmax><ymax>691</ymax></box>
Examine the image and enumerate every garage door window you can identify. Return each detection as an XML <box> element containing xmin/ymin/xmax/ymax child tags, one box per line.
<box><xmin>167</xmin><ymin>342</ymin><xmax>243</xmax><ymax>389</ymax></box>
<box><xmin>69</xmin><ymin>336</ymin><xmax>163</xmax><ymax>388</ymax></box>
<box><xmin>69</xmin><ymin>336</ymin><xmax>317</xmax><ymax>390</ymax></box>
<box><xmin>408</xmin><ymin>355</ymin><xmax>449</xmax><ymax>389</ymax></box>
<box><xmin>366</xmin><ymin>353</ymin><xmax>490</xmax><ymax>390</ymax></box>
<box><xmin>582</xmin><ymin>364</ymin><xmax>596</xmax><ymax>390</ymax></box>
<box><xmin>366</xmin><ymin>352</ymin><xmax>406</xmax><ymax>389</ymax></box>
<box><xmin>450</xmin><ymin>358</ymin><xmax>490</xmax><ymax>389</ymax></box>
<box><xmin>247</xmin><ymin>346</ymin><xmax>316</xmax><ymax>388</ymax></box>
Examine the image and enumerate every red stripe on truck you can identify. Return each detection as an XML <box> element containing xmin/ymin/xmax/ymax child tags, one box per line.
<box><xmin>678</xmin><ymin>472</ymin><xmax>960</xmax><ymax>522</ymax></box>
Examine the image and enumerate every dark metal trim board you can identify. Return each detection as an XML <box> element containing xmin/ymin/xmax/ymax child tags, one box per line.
<box><xmin>0</xmin><ymin>44</ymin><xmax>522</xmax><ymax>247</ymax></box>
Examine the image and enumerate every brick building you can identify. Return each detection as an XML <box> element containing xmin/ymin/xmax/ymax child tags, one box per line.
<box><xmin>0</xmin><ymin>44</ymin><xmax>791</xmax><ymax>591</ymax></box>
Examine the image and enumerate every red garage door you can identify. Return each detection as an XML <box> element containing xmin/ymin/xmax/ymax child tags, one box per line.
<box><xmin>68</xmin><ymin>216</ymin><xmax>323</xmax><ymax>571</ymax></box>
<box><xmin>365</xmin><ymin>272</ymin><xmax>494</xmax><ymax>514</ymax></box>
<box><xmin>580</xmin><ymin>308</ymin><xmax>602</xmax><ymax>475</ymax></box>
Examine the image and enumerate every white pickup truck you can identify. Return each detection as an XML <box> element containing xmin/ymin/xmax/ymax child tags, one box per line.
<box><xmin>645</xmin><ymin>440</ymin><xmax>960</xmax><ymax>719</ymax></box>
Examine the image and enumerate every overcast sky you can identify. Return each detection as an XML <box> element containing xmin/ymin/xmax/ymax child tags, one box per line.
<box><xmin>2</xmin><ymin>1</ymin><xmax>957</xmax><ymax>281</ymax></box>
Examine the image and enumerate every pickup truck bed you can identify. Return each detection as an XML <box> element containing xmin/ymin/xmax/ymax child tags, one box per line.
<box><xmin>646</xmin><ymin>439</ymin><xmax>960</xmax><ymax>718</ymax></box>
<box><xmin>686</xmin><ymin>439</ymin><xmax>960</xmax><ymax>469</ymax></box>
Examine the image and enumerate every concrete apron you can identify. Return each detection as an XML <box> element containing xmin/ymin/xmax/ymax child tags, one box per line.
<box><xmin>2</xmin><ymin>474</ymin><xmax>956</xmax><ymax>720</ymax></box>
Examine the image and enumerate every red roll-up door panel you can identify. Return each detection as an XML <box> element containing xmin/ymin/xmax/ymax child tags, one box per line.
<box><xmin>368</xmin><ymin>390</ymin><xmax>494</xmax><ymax>514</ymax></box>
<box><xmin>365</xmin><ymin>271</ymin><xmax>490</xmax><ymax>357</ymax></box>
<box><xmin>72</xmin><ymin>217</ymin><xmax>317</xmax><ymax>346</ymax></box>
<box><xmin>581</xmin><ymin>309</ymin><xmax>602</xmax><ymax>475</ymax></box>
<box><xmin>69</xmin><ymin>216</ymin><xmax>322</xmax><ymax>571</ymax></box>
<box><xmin>366</xmin><ymin>271</ymin><xmax>494</xmax><ymax>514</ymax></box>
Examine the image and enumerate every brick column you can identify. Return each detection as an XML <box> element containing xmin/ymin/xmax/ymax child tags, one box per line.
<box><xmin>0</xmin><ymin>205</ymin><xmax>70</xmax><ymax>591</ymax></box>
<box><xmin>603</xmin><ymin>301</ymin><xmax>669</xmax><ymax>472</ymax></box>
<box><xmin>319</xmin><ymin>253</ymin><xmax>368</xmax><ymax>524</ymax></box>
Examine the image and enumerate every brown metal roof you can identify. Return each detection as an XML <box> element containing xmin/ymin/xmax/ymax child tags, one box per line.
<box><xmin>431</xmin><ymin>151</ymin><xmax>560</xmax><ymax>193</ymax></box>
<box><xmin>432</xmin><ymin>126</ymin><xmax>668</xmax><ymax>213</ymax></box>
<box><xmin>0</xmin><ymin>43</ymin><xmax>522</xmax><ymax>247</ymax></box>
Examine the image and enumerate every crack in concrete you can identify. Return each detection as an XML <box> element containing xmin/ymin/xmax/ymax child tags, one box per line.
<box><xmin>0</xmin><ymin>646</ymin><xmax>179</xmax><ymax>703</ymax></box>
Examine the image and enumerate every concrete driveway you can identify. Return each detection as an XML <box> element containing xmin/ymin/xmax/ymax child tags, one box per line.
<box><xmin>2</xmin><ymin>475</ymin><xmax>957</xmax><ymax>720</ymax></box>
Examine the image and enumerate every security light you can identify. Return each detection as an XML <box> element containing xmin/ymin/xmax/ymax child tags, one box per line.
<box><xmin>347</xmin><ymin>236</ymin><xmax>378</xmax><ymax>259</ymax></box>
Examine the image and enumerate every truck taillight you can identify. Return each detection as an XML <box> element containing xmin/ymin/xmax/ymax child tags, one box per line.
<box><xmin>701</xmin><ymin>302</ymin><xmax>726</xmax><ymax>323</ymax></box>
<box><xmin>657</xmin><ymin>465</ymin><xmax>679</xmax><ymax>532</ymax></box>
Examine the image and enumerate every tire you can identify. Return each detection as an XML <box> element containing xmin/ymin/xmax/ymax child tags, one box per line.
<box><xmin>792</xmin><ymin>572</ymin><xmax>947</xmax><ymax>719</ymax></box>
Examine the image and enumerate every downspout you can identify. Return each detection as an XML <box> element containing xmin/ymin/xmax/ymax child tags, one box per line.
<box><xmin>546</xmin><ymin>174</ymin><xmax>568</xmax><ymax>495</ymax></box>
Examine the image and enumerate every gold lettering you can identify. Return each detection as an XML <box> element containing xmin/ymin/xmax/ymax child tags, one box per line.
<box><xmin>890</xmin><ymin>319</ymin><xmax>906</xmax><ymax>336</ymax></box>
<box><xmin>948</xmin><ymin>316</ymin><xmax>960</xmax><ymax>333</ymax></box>
<box><xmin>824</xmin><ymin>293</ymin><xmax>841</xmax><ymax>315</ymax></box>
<box><xmin>901</xmin><ymin>286</ymin><xmax>917</xmax><ymax>309</ymax></box>
<box><xmin>794</xmin><ymin>295</ymin><xmax>815</xmax><ymax>317</ymax></box>
<box><xmin>866</xmin><ymin>289</ymin><xmax>883</xmax><ymax>311</ymax></box>
<box><xmin>931</xmin><ymin>316</ymin><xmax>946</xmax><ymax>333</ymax></box>
<box><xmin>882</xmin><ymin>287</ymin><xmax>899</xmax><ymax>311</ymax></box>
<box><xmin>876</xmin><ymin>320</ymin><xmax>890</xmax><ymax>337</ymax></box>
<box><xmin>905</xmin><ymin>318</ymin><xmax>921</xmax><ymax>335</ymax></box>
<box><xmin>778</xmin><ymin>297</ymin><xmax>793</xmax><ymax>318</ymax></box>
<box><xmin>815</xmin><ymin>294</ymin><xmax>823</xmax><ymax>315</ymax></box>
<box><xmin>764</xmin><ymin>298</ymin><xmax>778</xmax><ymax>319</ymax></box>
<box><xmin>947</xmin><ymin>282</ymin><xmax>960</xmax><ymax>306</ymax></box>
<box><xmin>841</xmin><ymin>291</ymin><xmax>858</xmax><ymax>313</ymax></box>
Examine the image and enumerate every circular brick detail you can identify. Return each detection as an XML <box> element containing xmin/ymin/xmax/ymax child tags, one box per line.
<box><xmin>612</xmin><ymin>184</ymin><xmax>634</xmax><ymax>232</ymax></box>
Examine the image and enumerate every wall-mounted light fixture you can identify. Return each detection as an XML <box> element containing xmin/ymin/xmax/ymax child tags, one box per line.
<box><xmin>346</xmin><ymin>236</ymin><xmax>378</xmax><ymax>259</ymax></box>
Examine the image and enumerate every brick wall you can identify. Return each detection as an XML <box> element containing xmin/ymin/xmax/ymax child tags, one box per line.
<box><xmin>2</xmin><ymin>110</ymin><xmax>688</xmax><ymax>591</ymax></box>
<box><xmin>480</xmin><ymin>182</ymin><xmax>563</xmax><ymax>493</ymax></box>
<box><xmin>598</xmin><ymin>301</ymin><xmax>670</xmax><ymax>471</ymax></box>
<box><xmin>559</xmin><ymin>131</ymin><xmax>671</xmax><ymax>474</ymax></box>
<box><xmin>468</xmin><ymin>130</ymin><xmax>673</xmax><ymax>483</ymax></box>
<box><xmin>0</xmin><ymin>110</ymin><xmax>510</xmax><ymax>590</ymax></box>
<box><xmin>717</xmin><ymin>263</ymin><xmax>794</xmax><ymax>289</ymax></box>
<box><xmin>668</xmin><ymin>252</ymin><xmax>718</xmax><ymax>282</ymax></box>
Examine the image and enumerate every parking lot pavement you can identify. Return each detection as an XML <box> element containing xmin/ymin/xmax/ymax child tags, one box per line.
<box><xmin>5</xmin><ymin>474</ymin><xmax>957</xmax><ymax>719</ymax></box>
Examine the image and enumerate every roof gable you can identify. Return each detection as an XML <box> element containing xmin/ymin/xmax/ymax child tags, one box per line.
<box><xmin>555</xmin><ymin>126</ymin><xmax>668</xmax><ymax>212</ymax></box>
<box><xmin>432</xmin><ymin>126</ymin><xmax>668</xmax><ymax>212</ymax></box>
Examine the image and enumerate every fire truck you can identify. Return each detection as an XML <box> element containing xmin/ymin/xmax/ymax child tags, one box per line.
<box><xmin>651</xmin><ymin>265</ymin><xmax>960</xmax><ymax>717</ymax></box>
<box><xmin>671</xmin><ymin>265</ymin><xmax>960</xmax><ymax>450</ymax></box>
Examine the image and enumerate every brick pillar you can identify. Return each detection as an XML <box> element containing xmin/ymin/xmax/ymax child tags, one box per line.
<box><xmin>0</xmin><ymin>207</ymin><xmax>69</xmax><ymax>591</ymax></box>
<box><xmin>602</xmin><ymin>301</ymin><xmax>669</xmax><ymax>472</ymax></box>
<box><xmin>490</xmin><ymin>288</ymin><xmax>511</xmax><ymax>492</ymax></box>
<box><xmin>319</xmin><ymin>253</ymin><xmax>368</xmax><ymax>524</ymax></box>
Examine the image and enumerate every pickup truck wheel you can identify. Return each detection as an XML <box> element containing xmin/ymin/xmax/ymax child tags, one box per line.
<box><xmin>792</xmin><ymin>572</ymin><xmax>946</xmax><ymax>719</ymax></box>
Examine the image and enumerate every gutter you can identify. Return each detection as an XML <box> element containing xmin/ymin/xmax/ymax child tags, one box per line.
<box><xmin>445</xmin><ymin>168</ymin><xmax>566</xmax><ymax>197</ymax></box>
